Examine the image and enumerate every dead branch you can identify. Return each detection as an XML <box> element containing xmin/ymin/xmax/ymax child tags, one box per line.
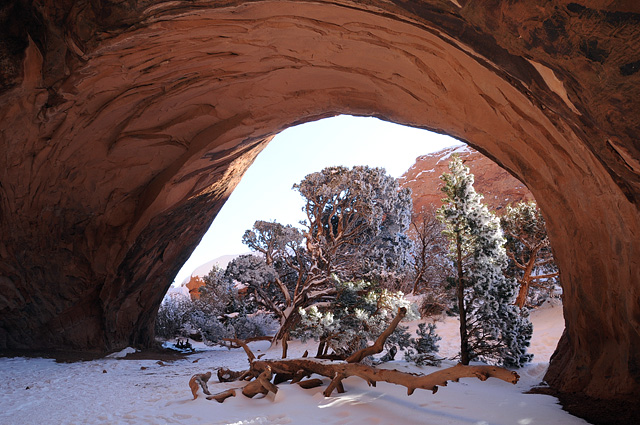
<box><xmin>223</xmin><ymin>338</ymin><xmax>256</xmax><ymax>363</ymax></box>
<box><xmin>249</xmin><ymin>358</ymin><xmax>519</xmax><ymax>397</ymax></box>
<box><xmin>202</xmin><ymin>357</ymin><xmax>518</xmax><ymax>403</ymax></box>
<box><xmin>297</xmin><ymin>378</ymin><xmax>324</xmax><ymax>389</ymax></box>
<box><xmin>207</xmin><ymin>389</ymin><xmax>236</xmax><ymax>403</ymax></box>
<box><xmin>345</xmin><ymin>307</ymin><xmax>407</xmax><ymax>363</ymax></box>
<box><xmin>189</xmin><ymin>372</ymin><xmax>212</xmax><ymax>399</ymax></box>
<box><xmin>217</xmin><ymin>368</ymin><xmax>251</xmax><ymax>382</ymax></box>
<box><xmin>205</xmin><ymin>308</ymin><xmax>518</xmax><ymax>404</ymax></box>
<box><xmin>220</xmin><ymin>336</ymin><xmax>273</xmax><ymax>349</ymax></box>
<box><xmin>242</xmin><ymin>366</ymin><xmax>278</xmax><ymax>398</ymax></box>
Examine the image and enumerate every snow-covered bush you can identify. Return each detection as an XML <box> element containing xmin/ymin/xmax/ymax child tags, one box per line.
<box><xmin>155</xmin><ymin>296</ymin><xmax>194</xmax><ymax>340</ymax></box>
<box><xmin>419</xmin><ymin>291</ymin><xmax>452</xmax><ymax>317</ymax></box>
<box><xmin>294</xmin><ymin>280</ymin><xmax>417</xmax><ymax>359</ymax></box>
<box><xmin>156</xmin><ymin>266</ymin><xmax>278</xmax><ymax>345</ymax></box>
<box><xmin>188</xmin><ymin>310</ymin><xmax>233</xmax><ymax>345</ymax></box>
<box><xmin>228</xmin><ymin>313</ymin><xmax>279</xmax><ymax>340</ymax></box>
<box><xmin>198</xmin><ymin>266</ymin><xmax>242</xmax><ymax>316</ymax></box>
<box><xmin>404</xmin><ymin>322</ymin><xmax>442</xmax><ymax>366</ymax></box>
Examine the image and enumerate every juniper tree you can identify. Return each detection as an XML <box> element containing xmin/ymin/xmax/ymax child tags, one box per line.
<box><xmin>236</xmin><ymin>166</ymin><xmax>414</xmax><ymax>345</ymax></box>
<box><xmin>438</xmin><ymin>155</ymin><xmax>532</xmax><ymax>367</ymax></box>
<box><xmin>239</xmin><ymin>222</ymin><xmax>334</xmax><ymax>343</ymax></box>
<box><xmin>198</xmin><ymin>265</ymin><xmax>239</xmax><ymax>316</ymax></box>
<box><xmin>408</xmin><ymin>206</ymin><xmax>453</xmax><ymax>315</ymax></box>
<box><xmin>500</xmin><ymin>202</ymin><xmax>559</xmax><ymax>309</ymax></box>
<box><xmin>293</xmin><ymin>165</ymin><xmax>413</xmax><ymax>287</ymax></box>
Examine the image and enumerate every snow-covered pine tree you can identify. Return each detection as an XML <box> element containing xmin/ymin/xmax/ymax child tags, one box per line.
<box><xmin>438</xmin><ymin>155</ymin><xmax>533</xmax><ymax>367</ymax></box>
<box><xmin>404</xmin><ymin>322</ymin><xmax>442</xmax><ymax>366</ymax></box>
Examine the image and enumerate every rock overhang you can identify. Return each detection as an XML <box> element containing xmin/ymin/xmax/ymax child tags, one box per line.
<box><xmin>0</xmin><ymin>0</ymin><xmax>639</xmax><ymax>405</ymax></box>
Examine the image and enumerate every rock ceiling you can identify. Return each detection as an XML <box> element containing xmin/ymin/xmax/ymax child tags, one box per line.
<box><xmin>0</xmin><ymin>0</ymin><xmax>639</xmax><ymax>404</ymax></box>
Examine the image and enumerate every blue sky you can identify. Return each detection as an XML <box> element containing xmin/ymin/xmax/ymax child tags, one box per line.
<box><xmin>173</xmin><ymin>115</ymin><xmax>461</xmax><ymax>284</ymax></box>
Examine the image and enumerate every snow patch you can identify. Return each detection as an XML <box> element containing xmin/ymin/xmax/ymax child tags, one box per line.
<box><xmin>106</xmin><ymin>346</ymin><xmax>138</xmax><ymax>358</ymax></box>
<box><xmin>0</xmin><ymin>301</ymin><xmax>585</xmax><ymax>425</ymax></box>
<box><xmin>414</xmin><ymin>168</ymin><xmax>436</xmax><ymax>179</ymax></box>
<box><xmin>436</xmin><ymin>145</ymin><xmax>470</xmax><ymax>164</ymax></box>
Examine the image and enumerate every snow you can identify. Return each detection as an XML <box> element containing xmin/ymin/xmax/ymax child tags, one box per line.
<box><xmin>106</xmin><ymin>347</ymin><xmax>139</xmax><ymax>359</ymax></box>
<box><xmin>436</xmin><ymin>145</ymin><xmax>471</xmax><ymax>165</ymax></box>
<box><xmin>414</xmin><ymin>168</ymin><xmax>436</xmax><ymax>179</ymax></box>
<box><xmin>0</xmin><ymin>299</ymin><xmax>585</xmax><ymax>425</ymax></box>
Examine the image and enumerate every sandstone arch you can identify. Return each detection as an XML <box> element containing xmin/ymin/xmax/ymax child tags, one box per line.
<box><xmin>1</xmin><ymin>0</ymin><xmax>639</xmax><ymax>405</ymax></box>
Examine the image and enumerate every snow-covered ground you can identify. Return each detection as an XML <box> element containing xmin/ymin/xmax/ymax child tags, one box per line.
<box><xmin>0</xmin><ymin>299</ymin><xmax>587</xmax><ymax>425</ymax></box>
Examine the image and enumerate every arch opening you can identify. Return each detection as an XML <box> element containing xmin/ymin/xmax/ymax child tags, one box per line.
<box><xmin>0</xmin><ymin>0</ymin><xmax>639</xmax><ymax>405</ymax></box>
<box><xmin>172</xmin><ymin>115</ymin><xmax>463</xmax><ymax>286</ymax></box>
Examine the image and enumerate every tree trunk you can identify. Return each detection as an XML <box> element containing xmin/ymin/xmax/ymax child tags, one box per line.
<box><xmin>281</xmin><ymin>331</ymin><xmax>289</xmax><ymax>358</ymax></box>
<box><xmin>456</xmin><ymin>231</ymin><xmax>470</xmax><ymax>365</ymax></box>
<box><xmin>272</xmin><ymin>309</ymin><xmax>299</xmax><ymax>343</ymax></box>
<box><xmin>514</xmin><ymin>279</ymin><xmax>530</xmax><ymax>309</ymax></box>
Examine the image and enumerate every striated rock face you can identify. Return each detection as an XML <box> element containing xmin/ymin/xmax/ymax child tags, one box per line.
<box><xmin>400</xmin><ymin>145</ymin><xmax>535</xmax><ymax>213</ymax></box>
<box><xmin>1</xmin><ymin>0</ymin><xmax>639</xmax><ymax>404</ymax></box>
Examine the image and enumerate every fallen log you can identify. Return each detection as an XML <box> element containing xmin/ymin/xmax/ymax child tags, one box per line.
<box><xmin>207</xmin><ymin>389</ymin><xmax>236</xmax><ymax>403</ymax></box>
<box><xmin>242</xmin><ymin>366</ymin><xmax>278</xmax><ymax>398</ymax></box>
<box><xmin>195</xmin><ymin>307</ymin><xmax>519</xmax><ymax>403</ymax></box>
<box><xmin>249</xmin><ymin>358</ymin><xmax>519</xmax><ymax>397</ymax></box>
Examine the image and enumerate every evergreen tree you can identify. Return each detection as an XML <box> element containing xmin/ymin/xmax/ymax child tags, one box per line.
<box><xmin>198</xmin><ymin>265</ymin><xmax>239</xmax><ymax>316</ymax></box>
<box><xmin>293</xmin><ymin>279</ymin><xmax>415</xmax><ymax>359</ymax></box>
<box><xmin>293</xmin><ymin>165</ymin><xmax>413</xmax><ymax>286</ymax></box>
<box><xmin>438</xmin><ymin>155</ymin><xmax>532</xmax><ymax>367</ymax></box>
<box><xmin>500</xmin><ymin>202</ymin><xmax>559</xmax><ymax>308</ymax></box>
<box><xmin>233</xmin><ymin>166</ymin><xmax>414</xmax><ymax>345</ymax></box>
<box><xmin>404</xmin><ymin>322</ymin><xmax>442</xmax><ymax>366</ymax></box>
<box><xmin>239</xmin><ymin>222</ymin><xmax>334</xmax><ymax>343</ymax></box>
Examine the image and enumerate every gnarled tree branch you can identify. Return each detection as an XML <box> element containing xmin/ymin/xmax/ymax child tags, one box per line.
<box><xmin>202</xmin><ymin>307</ymin><xmax>518</xmax><ymax>403</ymax></box>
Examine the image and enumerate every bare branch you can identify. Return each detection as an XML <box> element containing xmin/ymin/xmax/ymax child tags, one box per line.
<box><xmin>223</xmin><ymin>338</ymin><xmax>256</xmax><ymax>363</ymax></box>
<box><xmin>207</xmin><ymin>389</ymin><xmax>236</xmax><ymax>403</ymax></box>
<box><xmin>345</xmin><ymin>307</ymin><xmax>407</xmax><ymax>363</ymax></box>
<box><xmin>530</xmin><ymin>272</ymin><xmax>559</xmax><ymax>281</ymax></box>
<box><xmin>507</xmin><ymin>252</ymin><xmax>527</xmax><ymax>270</ymax></box>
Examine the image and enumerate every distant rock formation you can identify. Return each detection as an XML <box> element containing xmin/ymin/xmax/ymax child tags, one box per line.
<box><xmin>185</xmin><ymin>276</ymin><xmax>206</xmax><ymax>300</ymax></box>
<box><xmin>400</xmin><ymin>145</ymin><xmax>535</xmax><ymax>214</ymax></box>
<box><xmin>182</xmin><ymin>254</ymin><xmax>245</xmax><ymax>299</ymax></box>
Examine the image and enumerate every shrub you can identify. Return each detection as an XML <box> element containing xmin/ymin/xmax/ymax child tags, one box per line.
<box><xmin>404</xmin><ymin>322</ymin><xmax>442</xmax><ymax>366</ymax></box>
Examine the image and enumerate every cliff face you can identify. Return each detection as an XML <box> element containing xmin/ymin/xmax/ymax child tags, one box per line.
<box><xmin>400</xmin><ymin>145</ymin><xmax>535</xmax><ymax>213</ymax></box>
<box><xmin>0</xmin><ymin>0</ymin><xmax>639</xmax><ymax>404</ymax></box>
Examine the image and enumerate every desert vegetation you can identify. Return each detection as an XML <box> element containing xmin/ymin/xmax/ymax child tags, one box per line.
<box><xmin>157</xmin><ymin>156</ymin><xmax>560</xmax><ymax>372</ymax></box>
